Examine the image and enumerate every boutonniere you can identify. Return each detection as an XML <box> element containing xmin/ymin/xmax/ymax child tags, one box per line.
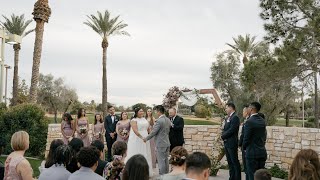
<box><xmin>227</xmin><ymin>119</ymin><xmax>230</xmax><ymax>123</ymax></box>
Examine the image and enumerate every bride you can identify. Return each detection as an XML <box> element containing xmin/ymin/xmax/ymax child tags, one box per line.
<box><xmin>125</xmin><ymin>107</ymin><xmax>153</xmax><ymax>175</ymax></box>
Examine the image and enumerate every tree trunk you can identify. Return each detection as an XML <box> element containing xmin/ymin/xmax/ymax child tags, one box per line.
<box><xmin>285</xmin><ymin>108</ymin><xmax>290</xmax><ymax>127</ymax></box>
<box><xmin>314</xmin><ymin>72</ymin><xmax>319</xmax><ymax>128</ymax></box>
<box><xmin>102</xmin><ymin>38</ymin><xmax>108</xmax><ymax>118</ymax></box>
<box><xmin>12</xmin><ymin>44</ymin><xmax>21</xmax><ymax>106</ymax></box>
<box><xmin>54</xmin><ymin>109</ymin><xmax>57</xmax><ymax>123</ymax></box>
<box><xmin>29</xmin><ymin>20</ymin><xmax>45</xmax><ymax>103</ymax></box>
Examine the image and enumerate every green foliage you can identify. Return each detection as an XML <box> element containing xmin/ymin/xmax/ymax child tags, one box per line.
<box><xmin>194</xmin><ymin>104</ymin><xmax>211</xmax><ymax>118</ymax></box>
<box><xmin>0</xmin><ymin>104</ymin><xmax>48</xmax><ymax>157</ymax></box>
<box><xmin>269</xmin><ymin>164</ymin><xmax>288</xmax><ymax>179</ymax></box>
<box><xmin>10</xmin><ymin>79</ymin><xmax>29</xmax><ymax>106</ymax></box>
<box><xmin>1</xmin><ymin>14</ymin><xmax>34</xmax><ymax>37</ymax></box>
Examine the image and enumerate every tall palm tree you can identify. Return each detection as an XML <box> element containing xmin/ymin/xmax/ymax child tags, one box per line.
<box><xmin>1</xmin><ymin>14</ymin><xmax>34</xmax><ymax>106</ymax></box>
<box><xmin>84</xmin><ymin>10</ymin><xmax>129</xmax><ymax>117</ymax></box>
<box><xmin>227</xmin><ymin>34</ymin><xmax>260</xmax><ymax>64</ymax></box>
<box><xmin>29</xmin><ymin>0</ymin><xmax>51</xmax><ymax>103</ymax></box>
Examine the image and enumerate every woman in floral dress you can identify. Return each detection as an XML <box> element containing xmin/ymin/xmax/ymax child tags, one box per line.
<box><xmin>76</xmin><ymin>108</ymin><xmax>90</xmax><ymax>147</ymax></box>
<box><xmin>103</xmin><ymin>141</ymin><xmax>127</xmax><ymax>180</ymax></box>
<box><xmin>116</xmin><ymin>112</ymin><xmax>131</xmax><ymax>143</ymax></box>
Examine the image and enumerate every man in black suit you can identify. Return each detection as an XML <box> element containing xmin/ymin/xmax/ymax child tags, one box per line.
<box><xmin>239</xmin><ymin>105</ymin><xmax>250</xmax><ymax>180</ymax></box>
<box><xmin>221</xmin><ymin>102</ymin><xmax>241</xmax><ymax>180</ymax></box>
<box><xmin>243</xmin><ymin>102</ymin><xmax>267</xmax><ymax>180</ymax></box>
<box><xmin>168</xmin><ymin>108</ymin><xmax>184</xmax><ymax>152</ymax></box>
<box><xmin>104</xmin><ymin>106</ymin><xmax>119</xmax><ymax>162</ymax></box>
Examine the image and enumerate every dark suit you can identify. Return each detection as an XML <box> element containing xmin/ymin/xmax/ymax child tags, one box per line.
<box><xmin>243</xmin><ymin>114</ymin><xmax>267</xmax><ymax>180</ymax></box>
<box><xmin>239</xmin><ymin>119</ymin><xmax>248</xmax><ymax>180</ymax></box>
<box><xmin>104</xmin><ymin>114</ymin><xmax>119</xmax><ymax>162</ymax></box>
<box><xmin>221</xmin><ymin>112</ymin><xmax>241</xmax><ymax>180</ymax></box>
<box><xmin>169</xmin><ymin>115</ymin><xmax>184</xmax><ymax>152</ymax></box>
<box><xmin>95</xmin><ymin>159</ymin><xmax>108</xmax><ymax>176</ymax></box>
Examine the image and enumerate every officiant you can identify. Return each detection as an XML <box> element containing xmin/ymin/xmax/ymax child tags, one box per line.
<box><xmin>168</xmin><ymin>108</ymin><xmax>185</xmax><ymax>152</ymax></box>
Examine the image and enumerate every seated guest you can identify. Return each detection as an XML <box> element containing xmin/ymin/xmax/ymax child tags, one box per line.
<box><xmin>184</xmin><ymin>152</ymin><xmax>211</xmax><ymax>180</ymax></box>
<box><xmin>122</xmin><ymin>154</ymin><xmax>149</xmax><ymax>180</ymax></box>
<box><xmin>4</xmin><ymin>131</ymin><xmax>33</xmax><ymax>180</ymax></box>
<box><xmin>68</xmin><ymin>146</ymin><xmax>104</xmax><ymax>180</ymax></box>
<box><xmin>91</xmin><ymin>140</ymin><xmax>108</xmax><ymax>176</ymax></box>
<box><xmin>66</xmin><ymin>138</ymin><xmax>83</xmax><ymax>173</ymax></box>
<box><xmin>103</xmin><ymin>141</ymin><xmax>127</xmax><ymax>179</ymax></box>
<box><xmin>159</xmin><ymin>146</ymin><xmax>188</xmax><ymax>180</ymax></box>
<box><xmin>289</xmin><ymin>149</ymin><xmax>320</xmax><ymax>180</ymax></box>
<box><xmin>39</xmin><ymin>145</ymin><xmax>73</xmax><ymax>180</ymax></box>
<box><xmin>39</xmin><ymin>139</ymin><xmax>64</xmax><ymax>172</ymax></box>
<box><xmin>254</xmin><ymin>169</ymin><xmax>271</xmax><ymax>180</ymax></box>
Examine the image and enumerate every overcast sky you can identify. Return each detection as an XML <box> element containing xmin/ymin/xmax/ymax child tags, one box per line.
<box><xmin>1</xmin><ymin>0</ymin><xmax>265</xmax><ymax>107</ymax></box>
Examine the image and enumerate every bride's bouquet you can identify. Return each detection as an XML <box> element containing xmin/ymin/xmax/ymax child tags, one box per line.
<box><xmin>79</xmin><ymin>125</ymin><xmax>87</xmax><ymax>135</ymax></box>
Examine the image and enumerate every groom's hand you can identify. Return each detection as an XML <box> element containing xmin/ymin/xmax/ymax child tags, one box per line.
<box><xmin>143</xmin><ymin>138</ymin><xmax>147</xmax><ymax>143</ymax></box>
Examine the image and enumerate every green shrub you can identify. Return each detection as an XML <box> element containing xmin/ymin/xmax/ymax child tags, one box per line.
<box><xmin>195</xmin><ymin>104</ymin><xmax>211</xmax><ymax>118</ymax></box>
<box><xmin>269</xmin><ymin>164</ymin><xmax>288</xmax><ymax>179</ymax></box>
<box><xmin>0</xmin><ymin>104</ymin><xmax>48</xmax><ymax>157</ymax></box>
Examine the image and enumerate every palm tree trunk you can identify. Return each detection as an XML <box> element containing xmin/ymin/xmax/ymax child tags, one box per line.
<box><xmin>102</xmin><ymin>38</ymin><xmax>108</xmax><ymax>117</ymax></box>
<box><xmin>12</xmin><ymin>44</ymin><xmax>21</xmax><ymax>106</ymax></box>
<box><xmin>29</xmin><ymin>20</ymin><xmax>45</xmax><ymax>103</ymax></box>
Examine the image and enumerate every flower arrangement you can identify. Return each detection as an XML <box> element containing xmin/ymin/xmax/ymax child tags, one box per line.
<box><xmin>119</xmin><ymin>128</ymin><xmax>128</xmax><ymax>137</ymax></box>
<box><xmin>79</xmin><ymin>125</ymin><xmax>87</xmax><ymax>134</ymax></box>
<box><xmin>163</xmin><ymin>86</ymin><xmax>181</xmax><ymax>111</ymax></box>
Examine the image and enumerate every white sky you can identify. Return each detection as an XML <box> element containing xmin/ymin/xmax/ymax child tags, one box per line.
<box><xmin>1</xmin><ymin>0</ymin><xmax>265</xmax><ymax>107</ymax></box>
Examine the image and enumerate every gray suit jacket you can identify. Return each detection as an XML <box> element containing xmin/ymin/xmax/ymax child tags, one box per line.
<box><xmin>68</xmin><ymin>167</ymin><xmax>104</xmax><ymax>180</ymax></box>
<box><xmin>146</xmin><ymin>114</ymin><xmax>171</xmax><ymax>148</ymax></box>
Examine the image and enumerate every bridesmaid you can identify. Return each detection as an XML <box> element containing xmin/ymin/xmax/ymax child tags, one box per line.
<box><xmin>116</xmin><ymin>112</ymin><xmax>131</xmax><ymax>143</ymax></box>
<box><xmin>76</xmin><ymin>108</ymin><xmax>90</xmax><ymax>147</ymax></box>
<box><xmin>61</xmin><ymin>112</ymin><xmax>75</xmax><ymax>145</ymax></box>
<box><xmin>146</xmin><ymin>108</ymin><xmax>157</xmax><ymax>169</ymax></box>
<box><xmin>92</xmin><ymin>113</ymin><xmax>105</xmax><ymax>142</ymax></box>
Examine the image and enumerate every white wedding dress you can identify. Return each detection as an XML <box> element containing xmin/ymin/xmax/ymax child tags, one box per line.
<box><xmin>125</xmin><ymin>117</ymin><xmax>153</xmax><ymax>175</ymax></box>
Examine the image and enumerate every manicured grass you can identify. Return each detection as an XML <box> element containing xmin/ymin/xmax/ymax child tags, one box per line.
<box><xmin>275</xmin><ymin>118</ymin><xmax>304</xmax><ymax>127</ymax></box>
<box><xmin>0</xmin><ymin>156</ymin><xmax>42</xmax><ymax>178</ymax></box>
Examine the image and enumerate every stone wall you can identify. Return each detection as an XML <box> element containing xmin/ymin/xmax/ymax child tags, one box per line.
<box><xmin>46</xmin><ymin>124</ymin><xmax>320</xmax><ymax>170</ymax></box>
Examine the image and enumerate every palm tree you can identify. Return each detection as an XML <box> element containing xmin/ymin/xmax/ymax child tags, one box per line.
<box><xmin>84</xmin><ymin>10</ymin><xmax>129</xmax><ymax>117</ymax></box>
<box><xmin>29</xmin><ymin>0</ymin><xmax>51</xmax><ymax>103</ymax></box>
<box><xmin>227</xmin><ymin>34</ymin><xmax>260</xmax><ymax>64</ymax></box>
<box><xmin>1</xmin><ymin>14</ymin><xmax>34</xmax><ymax>106</ymax></box>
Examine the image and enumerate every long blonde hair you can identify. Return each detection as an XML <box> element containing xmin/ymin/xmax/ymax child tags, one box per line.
<box><xmin>289</xmin><ymin>149</ymin><xmax>320</xmax><ymax>180</ymax></box>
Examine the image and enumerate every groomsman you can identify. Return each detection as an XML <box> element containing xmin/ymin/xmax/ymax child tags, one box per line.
<box><xmin>239</xmin><ymin>105</ymin><xmax>251</xmax><ymax>180</ymax></box>
<box><xmin>104</xmin><ymin>106</ymin><xmax>119</xmax><ymax>162</ymax></box>
<box><xmin>243</xmin><ymin>102</ymin><xmax>267</xmax><ymax>180</ymax></box>
<box><xmin>221</xmin><ymin>102</ymin><xmax>241</xmax><ymax>180</ymax></box>
<box><xmin>168</xmin><ymin>108</ymin><xmax>185</xmax><ymax>152</ymax></box>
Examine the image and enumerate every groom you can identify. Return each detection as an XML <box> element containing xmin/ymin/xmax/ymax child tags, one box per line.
<box><xmin>144</xmin><ymin>105</ymin><xmax>171</xmax><ymax>175</ymax></box>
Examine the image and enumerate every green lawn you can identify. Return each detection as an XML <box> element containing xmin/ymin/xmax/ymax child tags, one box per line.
<box><xmin>0</xmin><ymin>156</ymin><xmax>42</xmax><ymax>178</ymax></box>
<box><xmin>275</xmin><ymin>118</ymin><xmax>305</xmax><ymax>127</ymax></box>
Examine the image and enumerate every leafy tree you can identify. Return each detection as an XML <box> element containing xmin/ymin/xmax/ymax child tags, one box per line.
<box><xmin>10</xmin><ymin>79</ymin><xmax>29</xmax><ymax>105</ymax></box>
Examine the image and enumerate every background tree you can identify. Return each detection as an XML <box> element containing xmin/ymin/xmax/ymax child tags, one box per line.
<box><xmin>10</xmin><ymin>79</ymin><xmax>29</xmax><ymax>105</ymax></box>
<box><xmin>37</xmin><ymin>74</ymin><xmax>78</xmax><ymax>123</ymax></box>
<box><xmin>226</xmin><ymin>34</ymin><xmax>261</xmax><ymax>64</ymax></box>
<box><xmin>84</xmin><ymin>10</ymin><xmax>129</xmax><ymax>117</ymax></box>
<box><xmin>1</xmin><ymin>14</ymin><xmax>34</xmax><ymax>106</ymax></box>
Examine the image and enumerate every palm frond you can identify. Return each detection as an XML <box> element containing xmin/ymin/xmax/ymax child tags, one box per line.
<box><xmin>1</xmin><ymin>14</ymin><xmax>33</xmax><ymax>38</ymax></box>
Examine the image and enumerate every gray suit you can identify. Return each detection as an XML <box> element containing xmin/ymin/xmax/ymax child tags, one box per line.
<box><xmin>146</xmin><ymin>114</ymin><xmax>171</xmax><ymax>175</ymax></box>
<box><xmin>68</xmin><ymin>167</ymin><xmax>104</xmax><ymax>180</ymax></box>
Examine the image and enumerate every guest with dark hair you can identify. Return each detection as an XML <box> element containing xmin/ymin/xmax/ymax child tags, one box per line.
<box><xmin>105</xmin><ymin>106</ymin><xmax>120</xmax><ymax>162</ymax></box>
<box><xmin>91</xmin><ymin>140</ymin><xmax>107</xmax><ymax>176</ymax></box>
<box><xmin>222</xmin><ymin>102</ymin><xmax>241</xmax><ymax>180</ymax></box>
<box><xmin>184</xmin><ymin>152</ymin><xmax>211</xmax><ymax>180</ymax></box>
<box><xmin>103</xmin><ymin>141</ymin><xmax>128</xmax><ymax>179</ymax></box>
<box><xmin>39</xmin><ymin>145</ymin><xmax>73</xmax><ymax>180</ymax></box>
<box><xmin>289</xmin><ymin>149</ymin><xmax>320</xmax><ymax>180</ymax></box>
<box><xmin>116</xmin><ymin>111</ymin><xmax>131</xmax><ymax>143</ymax></box>
<box><xmin>254</xmin><ymin>169</ymin><xmax>271</xmax><ymax>180</ymax></box>
<box><xmin>76</xmin><ymin>108</ymin><xmax>90</xmax><ymax>147</ymax></box>
<box><xmin>92</xmin><ymin>113</ymin><xmax>105</xmax><ymax>143</ymax></box>
<box><xmin>68</xmin><ymin>146</ymin><xmax>104</xmax><ymax>180</ymax></box>
<box><xmin>66</xmin><ymin>138</ymin><xmax>84</xmax><ymax>173</ymax></box>
<box><xmin>61</xmin><ymin>112</ymin><xmax>75</xmax><ymax>145</ymax></box>
<box><xmin>39</xmin><ymin>139</ymin><xmax>64</xmax><ymax>172</ymax></box>
<box><xmin>122</xmin><ymin>154</ymin><xmax>149</xmax><ymax>180</ymax></box>
<box><xmin>159</xmin><ymin>146</ymin><xmax>188</xmax><ymax>180</ymax></box>
<box><xmin>243</xmin><ymin>102</ymin><xmax>267</xmax><ymax>180</ymax></box>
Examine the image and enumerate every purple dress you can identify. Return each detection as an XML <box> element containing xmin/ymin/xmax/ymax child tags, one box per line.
<box><xmin>76</xmin><ymin>118</ymin><xmax>90</xmax><ymax>147</ymax></box>
<box><xmin>61</xmin><ymin>121</ymin><xmax>73</xmax><ymax>144</ymax></box>
<box><xmin>116</xmin><ymin>121</ymin><xmax>131</xmax><ymax>143</ymax></box>
<box><xmin>92</xmin><ymin>122</ymin><xmax>104</xmax><ymax>142</ymax></box>
<box><xmin>149</xmin><ymin>122</ymin><xmax>157</xmax><ymax>168</ymax></box>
